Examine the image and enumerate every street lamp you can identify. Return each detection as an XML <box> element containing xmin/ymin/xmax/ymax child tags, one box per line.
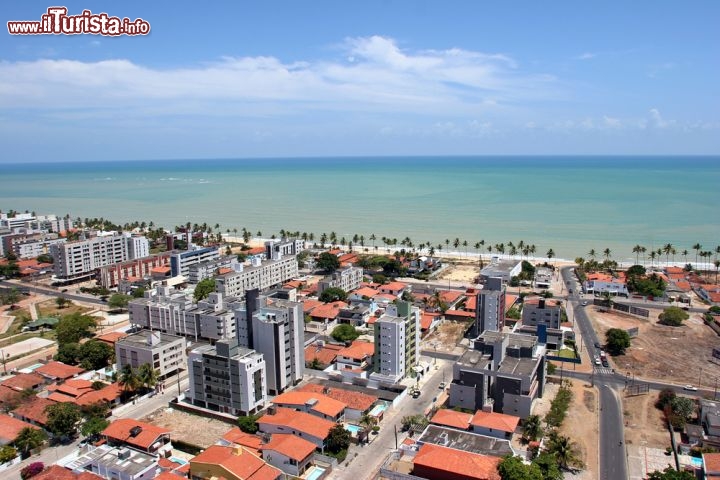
<box><xmin>0</xmin><ymin>350</ymin><xmax>7</xmax><ymax>375</ymax></box>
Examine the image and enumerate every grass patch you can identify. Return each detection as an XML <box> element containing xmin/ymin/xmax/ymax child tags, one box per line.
<box><xmin>0</xmin><ymin>309</ymin><xmax>32</xmax><ymax>338</ymax></box>
<box><xmin>36</xmin><ymin>300</ymin><xmax>92</xmax><ymax>318</ymax></box>
<box><xmin>557</xmin><ymin>348</ymin><xmax>578</xmax><ymax>359</ymax></box>
<box><xmin>326</xmin><ymin>448</ymin><xmax>347</xmax><ymax>463</ymax></box>
<box><xmin>544</xmin><ymin>383</ymin><xmax>573</xmax><ymax>428</ymax></box>
<box><xmin>0</xmin><ymin>330</ymin><xmax>57</xmax><ymax>349</ymax></box>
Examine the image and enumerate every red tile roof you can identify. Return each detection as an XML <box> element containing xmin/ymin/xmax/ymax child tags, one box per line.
<box><xmin>222</xmin><ymin>427</ymin><xmax>263</xmax><ymax>454</ymax></box>
<box><xmin>421</xmin><ymin>313</ymin><xmax>439</xmax><ymax>330</ymax></box>
<box><xmin>102</xmin><ymin>419</ymin><xmax>170</xmax><ymax>450</ymax></box>
<box><xmin>470</xmin><ymin>411</ymin><xmax>520</xmax><ymax>433</ymax></box>
<box><xmin>303</xmin><ymin>299</ymin><xmax>323</xmax><ymax>314</ymax></box>
<box><xmin>1</xmin><ymin>372</ymin><xmax>45</xmax><ymax>391</ymax></box>
<box><xmin>94</xmin><ymin>331</ymin><xmax>128</xmax><ymax>345</ymax></box>
<box><xmin>705</xmin><ymin>452</ymin><xmax>720</xmax><ymax>474</ymax></box>
<box><xmin>438</xmin><ymin>290</ymin><xmax>464</xmax><ymax>305</ymax></box>
<box><xmin>379</xmin><ymin>282</ymin><xmax>407</xmax><ymax>292</ymax></box>
<box><xmin>304</xmin><ymin>343</ymin><xmax>343</xmax><ymax>366</ymax></box>
<box><xmin>48</xmin><ymin>378</ymin><xmax>94</xmax><ymax>398</ymax></box>
<box><xmin>0</xmin><ymin>386</ymin><xmax>21</xmax><ymax>405</ymax></box>
<box><xmin>76</xmin><ymin>383</ymin><xmax>123</xmax><ymax>406</ymax></box>
<box><xmin>444</xmin><ymin>309</ymin><xmax>474</xmax><ymax>318</ymax></box>
<box><xmin>258</xmin><ymin>407</ymin><xmax>335</xmax><ymax>440</ymax></box>
<box><xmin>309</xmin><ymin>301</ymin><xmax>347</xmax><ymax>320</ymax></box>
<box><xmin>35</xmin><ymin>361</ymin><xmax>84</xmax><ymax>380</ymax></box>
<box><xmin>430</xmin><ymin>409</ymin><xmax>472</xmax><ymax>430</ymax></box>
<box><xmin>413</xmin><ymin>443</ymin><xmax>501</xmax><ymax>480</ymax></box>
<box><xmin>260</xmin><ymin>433</ymin><xmax>316</xmax><ymax>462</ymax></box>
<box><xmin>352</xmin><ymin>287</ymin><xmax>380</xmax><ymax>298</ymax></box>
<box><xmin>465</xmin><ymin>295</ymin><xmax>477</xmax><ymax>312</ymax></box>
<box><xmin>11</xmin><ymin>396</ymin><xmax>54</xmax><ymax>426</ymax></box>
<box><xmin>33</xmin><ymin>465</ymin><xmax>104</xmax><ymax>480</ymax></box>
<box><xmin>505</xmin><ymin>294</ymin><xmax>518</xmax><ymax>312</ymax></box>
<box><xmin>272</xmin><ymin>391</ymin><xmax>346</xmax><ymax>418</ymax></box>
<box><xmin>297</xmin><ymin>384</ymin><xmax>377</xmax><ymax>412</ymax></box>
<box><xmin>0</xmin><ymin>413</ymin><xmax>39</xmax><ymax>443</ymax></box>
<box><xmin>191</xmin><ymin>445</ymin><xmax>281</xmax><ymax>480</ymax></box>
<box><xmin>337</xmin><ymin>341</ymin><xmax>374</xmax><ymax>361</ymax></box>
<box><xmin>154</xmin><ymin>472</ymin><xmax>187</xmax><ymax>480</ymax></box>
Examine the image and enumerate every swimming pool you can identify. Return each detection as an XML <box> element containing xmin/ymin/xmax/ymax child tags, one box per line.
<box><xmin>690</xmin><ymin>456</ymin><xmax>703</xmax><ymax>468</ymax></box>
<box><xmin>344</xmin><ymin>424</ymin><xmax>363</xmax><ymax>435</ymax></box>
<box><xmin>369</xmin><ymin>403</ymin><xmax>388</xmax><ymax>417</ymax></box>
<box><xmin>305</xmin><ymin>466</ymin><xmax>326</xmax><ymax>480</ymax></box>
<box><xmin>169</xmin><ymin>456</ymin><xmax>188</xmax><ymax>465</ymax></box>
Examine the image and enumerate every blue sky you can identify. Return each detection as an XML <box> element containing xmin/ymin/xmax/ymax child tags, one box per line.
<box><xmin>1</xmin><ymin>1</ymin><xmax>719</xmax><ymax>162</ymax></box>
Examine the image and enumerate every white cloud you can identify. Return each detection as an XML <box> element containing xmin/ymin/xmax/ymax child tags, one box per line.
<box><xmin>649</xmin><ymin>108</ymin><xmax>669</xmax><ymax>128</ymax></box>
<box><xmin>576</xmin><ymin>52</ymin><xmax>596</xmax><ymax>60</ymax></box>
<box><xmin>0</xmin><ymin>35</ymin><xmax>557</xmax><ymax>119</ymax></box>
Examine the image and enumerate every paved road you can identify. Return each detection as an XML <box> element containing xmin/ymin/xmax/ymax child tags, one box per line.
<box><xmin>0</xmin><ymin>279</ymin><xmax>106</xmax><ymax>307</ymax></box>
<box><xmin>329</xmin><ymin>361</ymin><xmax>454</xmax><ymax>480</ymax></box>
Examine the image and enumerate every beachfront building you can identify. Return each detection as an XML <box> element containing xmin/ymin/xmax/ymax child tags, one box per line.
<box><xmin>169</xmin><ymin>246</ymin><xmax>220</xmax><ymax>278</ymax></box>
<box><xmin>97</xmin><ymin>252</ymin><xmax>172</xmax><ymax>288</ymax></box>
<box><xmin>479</xmin><ymin>259</ymin><xmax>522</xmax><ymax>284</ymax></box>
<box><xmin>128</xmin><ymin>286</ymin><xmax>237</xmax><ymax>342</ymax></box>
<box><xmin>115</xmin><ymin>330</ymin><xmax>186</xmax><ymax>380</ymax></box>
<box><xmin>371</xmin><ymin>301</ymin><xmax>421</xmax><ymax>383</ymax></box>
<box><xmin>448</xmin><ymin>331</ymin><xmax>546</xmax><ymax>418</ymax></box>
<box><xmin>187</xmin><ymin>339</ymin><xmax>267</xmax><ymax>416</ymax></box>
<box><xmin>50</xmin><ymin>232</ymin><xmax>149</xmax><ymax>282</ymax></box>
<box><xmin>265</xmin><ymin>238</ymin><xmax>303</xmax><ymax>258</ymax></box>
<box><xmin>521</xmin><ymin>296</ymin><xmax>562</xmax><ymax>330</ymax></box>
<box><xmin>0</xmin><ymin>212</ymin><xmax>72</xmax><ymax>233</ymax></box>
<box><xmin>234</xmin><ymin>293</ymin><xmax>304</xmax><ymax>395</ymax></box>
<box><xmin>215</xmin><ymin>255</ymin><xmax>299</xmax><ymax>298</ymax></box>
<box><xmin>582</xmin><ymin>272</ymin><xmax>629</xmax><ymax>296</ymax></box>
<box><xmin>474</xmin><ymin>277</ymin><xmax>506</xmax><ymax>335</ymax></box>
<box><xmin>0</xmin><ymin>230</ymin><xmax>65</xmax><ymax>259</ymax></box>
<box><xmin>187</xmin><ymin>256</ymin><xmax>239</xmax><ymax>284</ymax></box>
<box><xmin>317</xmin><ymin>266</ymin><xmax>364</xmax><ymax>295</ymax></box>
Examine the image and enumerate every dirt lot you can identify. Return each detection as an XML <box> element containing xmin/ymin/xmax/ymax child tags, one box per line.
<box><xmin>588</xmin><ymin>306</ymin><xmax>720</xmax><ymax>386</ymax></box>
<box><xmin>557</xmin><ymin>379</ymin><xmax>599</xmax><ymax>480</ymax></box>
<box><xmin>435</xmin><ymin>261</ymin><xmax>479</xmax><ymax>283</ymax></box>
<box><xmin>623</xmin><ymin>390</ymin><xmax>670</xmax><ymax>449</ymax></box>
<box><xmin>423</xmin><ymin>320</ymin><xmax>468</xmax><ymax>351</ymax></box>
<box><xmin>37</xmin><ymin>298</ymin><xmax>94</xmax><ymax>318</ymax></box>
<box><xmin>142</xmin><ymin>407</ymin><xmax>234</xmax><ymax>448</ymax></box>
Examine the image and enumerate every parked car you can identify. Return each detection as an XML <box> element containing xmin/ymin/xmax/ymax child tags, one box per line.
<box><xmin>438</xmin><ymin>382</ymin><xmax>446</xmax><ymax>389</ymax></box>
<box><xmin>411</xmin><ymin>389</ymin><xmax>421</xmax><ymax>398</ymax></box>
<box><xmin>582</xmin><ymin>301</ymin><xmax>588</xmax><ymax>306</ymax></box>
<box><xmin>594</xmin><ymin>357</ymin><xmax>601</xmax><ymax>365</ymax></box>
<box><xmin>601</xmin><ymin>360</ymin><xmax>609</xmax><ymax>368</ymax></box>
<box><xmin>683</xmin><ymin>385</ymin><xmax>698</xmax><ymax>391</ymax></box>
<box><xmin>594</xmin><ymin>341</ymin><xmax>601</xmax><ymax>349</ymax></box>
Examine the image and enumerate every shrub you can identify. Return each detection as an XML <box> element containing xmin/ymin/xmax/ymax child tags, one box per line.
<box><xmin>21</xmin><ymin>462</ymin><xmax>44</xmax><ymax>479</ymax></box>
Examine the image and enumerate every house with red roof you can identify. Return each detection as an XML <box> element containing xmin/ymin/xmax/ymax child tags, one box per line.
<box><xmin>257</xmin><ymin>407</ymin><xmax>336</xmax><ymax>450</ymax></box>
<box><xmin>271</xmin><ymin>391</ymin><xmax>346</xmax><ymax>422</ymax></box>
<box><xmin>378</xmin><ymin>281</ymin><xmax>409</xmax><ymax>298</ymax></box>
<box><xmin>0</xmin><ymin>413</ymin><xmax>39</xmax><ymax>445</ymax></box>
<box><xmin>420</xmin><ymin>312</ymin><xmax>441</xmax><ymax>333</ymax></box>
<box><xmin>47</xmin><ymin>378</ymin><xmax>94</xmax><ymax>403</ymax></box>
<box><xmin>1</xmin><ymin>372</ymin><xmax>45</xmax><ymax>392</ymax></box>
<box><xmin>703</xmin><ymin>452</ymin><xmax>720</xmax><ymax>480</ymax></box>
<box><xmin>190</xmin><ymin>445</ymin><xmax>282</xmax><ymax>480</ymax></box>
<box><xmin>102</xmin><ymin>418</ymin><xmax>172</xmax><ymax>457</ymax></box>
<box><xmin>31</xmin><ymin>465</ymin><xmax>103</xmax><ymax>480</ymax></box>
<box><xmin>260</xmin><ymin>433</ymin><xmax>317</xmax><ymax>477</ymax></box>
<box><xmin>307</xmin><ymin>301</ymin><xmax>347</xmax><ymax>332</ymax></box>
<box><xmin>412</xmin><ymin>443</ymin><xmax>501</xmax><ymax>480</ymax></box>
<box><xmin>221</xmin><ymin>427</ymin><xmax>263</xmax><ymax>455</ymax></box>
<box><xmin>34</xmin><ymin>361</ymin><xmax>84</xmax><ymax>382</ymax></box>
<box><xmin>429</xmin><ymin>409</ymin><xmax>472</xmax><ymax>431</ymax></box>
<box><xmin>94</xmin><ymin>331</ymin><xmax>128</xmax><ymax>347</ymax></box>
<box><xmin>10</xmin><ymin>396</ymin><xmax>54</xmax><ymax>428</ymax></box>
<box><xmin>297</xmin><ymin>383</ymin><xmax>378</xmax><ymax>421</ymax></box>
<box><xmin>331</xmin><ymin>340</ymin><xmax>371</xmax><ymax>372</ymax></box>
<box><xmin>698</xmin><ymin>284</ymin><xmax>720</xmax><ymax>305</ymax></box>
<box><xmin>304</xmin><ymin>342</ymin><xmax>343</xmax><ymax>368</ymax></box>
<box><xmin>470</xmin><ymin>411</ymin><xmax>520</xmax><ymax>440</ymax></box>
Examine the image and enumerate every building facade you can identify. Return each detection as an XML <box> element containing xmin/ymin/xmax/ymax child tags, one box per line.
<box><xmin>169</xmin><ymin>246</ymin><xmax>220</xmax><ymax>278</ymax></box>
<box><xmin>317</xmin><ymin>266</ymin><xmax>364</xmax><ymax>295</ymax></box>
<box><xmin>50</xmin><ymin>233</ymin><xmax>149</xmax><ymax>281</ymax></box>
<box><xmin>215</xmin><ymin>256</ymin><xmax>299</xmax><ymax>298</ymax></box>
<box><xmin>521</xmin><ymin>297</ymin><xmax>562</xmax><ymax>330</ymax></box>
<box><xmin>115</xmin><ymin>330</ymin><xmax>187</xmax><ymax>380</ymax></box>
<box><xmin>97</xmin><ymin>252</ymin><xmax>172</xmax><ymax>288</ymax></box>
<box><xmin>371</xmin><ymin>301</ymin><xmax>420</xmax><ymax>382</ymax></box>
<box><xmin>187</xmin><ymin>339</ymin><xmax>267</xmax><ymax>416</ymax></box>
<box><xmin>474</xmin><ymin>277</ymin><xmax>506</xmax><ymax>335</ymax></box>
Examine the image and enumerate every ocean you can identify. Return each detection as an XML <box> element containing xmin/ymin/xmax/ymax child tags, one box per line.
<box><xmin>1</xmin><ymin>156</ymin><xmax>718</xmax><ymax>262</ymax></box>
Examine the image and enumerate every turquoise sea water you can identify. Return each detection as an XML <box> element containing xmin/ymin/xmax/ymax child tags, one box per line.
<box><xmin>1</xmin><ymin>156</ymin><xmax>718</xmax><ymax>261</ymax></box>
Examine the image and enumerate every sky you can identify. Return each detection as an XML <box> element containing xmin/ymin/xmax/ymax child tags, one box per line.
<box><xmin>1</xmin><ymin>1</ymin><xmax>719</xmax><ymax>162</ymax></box>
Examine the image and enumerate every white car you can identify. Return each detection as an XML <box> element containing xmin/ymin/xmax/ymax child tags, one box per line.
<box><xmin>594</xmin><ymin>357</ymin><xmax>601</xmax><ymax>365</ymax></box>
<box><xmin>683</xmin><ymin>385</ymin><xmax>698</xmax><ymax>391</ymax></box>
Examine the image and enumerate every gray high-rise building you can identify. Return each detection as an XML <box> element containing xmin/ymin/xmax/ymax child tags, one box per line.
<box><xmin>474</xmin><ymin>277</ymin><xmax>506</xmax><ymax>335</ymax></box>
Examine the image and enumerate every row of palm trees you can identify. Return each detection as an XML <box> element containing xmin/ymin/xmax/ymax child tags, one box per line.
<box><xmin>521</xmin><ymin>413</ymin><xmax>582</xmax><ymax>470</ymax></box>
<box><xmin>630</xmin><ymin>243</ymin><xmax>720</xmax><ymax>269</ymax></box>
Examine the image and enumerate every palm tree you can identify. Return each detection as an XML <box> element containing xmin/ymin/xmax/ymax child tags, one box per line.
<box><xmin>546</xmin><ymin>249</ymin><xmax>555</xmax><ymax>260</ymax></box>
<box><xmin>693</xmin><ymin>243</ymin><xmax>702</xmax><ymax>269</ymax></box>
<box><xmin>546</xmin><ymin>432</ymin><xmax>583</xmax><ymax>470</ymax></box>
<box><xmin>359</xmin><ymin>414</ymin><xmax>377</xmax><ymax>435</ymax></box>
<box><xmin>588</xmin><ymin>249</ymin><xmax>597</xmax><ymax>261</ymax></box>
<box><xmin>370</xmin><ymin>234</ymin><xmax>376</xmax><ymax>249</ymax></box>
<box><xmin>522</xmin><ymin>414</ymin><xmax>542</xmax><ymax>442</ymax></box>
<box><xmin>462</xmin><ymin>240</ymin><xmax>468</xmax><ymax>256</ymax></box>
<box><xmin>118</xmin><ymin>364</ymin><xmax>140</xmax><ymax>396</ymax></box>
<box><xmin>14</xmin><ymin>427</ymin><xmax>47</xmax><ymax>456</ymax></box>
<box><xmin>632</xmin><ymin>245</ymin><xmax>643</xmax><ymax>265</ymax></box>
<box><xmin>663</xmin><ymin>243</ymin><xmax>673</xmax><ymax>266</ymax></box>
<box><xmin>649</xmin><ymin>250</ymin><xmax>657</xmax><ymax>267</ymax></box>
<box><xmin>682</xmin><ymin>249</ymin><xmax>689</xmax><ymax>265</ymax></box>
<box><xmin>603</xmin><ymin>248</ymin><xmax>611</xmax><ymax>262</ymax></box>
<box><xmin>137</xmin><ymin>363</ymin><xmax>158</xmax><ymax>392</ymax></box>
<box><xmin>715</xmin><ymin>260</ymin><xmax>720</xmax><ymax>284</ymax></box>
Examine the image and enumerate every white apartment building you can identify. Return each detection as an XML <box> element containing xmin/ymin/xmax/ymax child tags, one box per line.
<box><xmin>50</xmin><ymin>233</ymin><xmax>149</xmax><ymax>281</ymax></box>
<box><xmin>215</xmin><ymin>255</ymin><xmax>298</xmax><ymax>298</ymax></box>
<box><xmin>169</xmin><ymin>246</ymin><xmax>220</xmax><ymax>278</ymax></box>
<box><xmin>187</xmin><ymin>339</ymin><xmax>267</xmax><ymax>416</ymax></box>
<box><xmin>115</xmin><ymin>330</ymin><xmax>187</xmax><ymax>380</ymax></box>
<box><xmin>187</xmin><ymin>256</ymin><xmax>238</xmax><ymax>284</ymax></box>
<box><xmin>11</xmin><ymin>236</ymin><xmax>65</xmax><ymax>259</ymax></box>
<box><xmin>128</xmin><ymin>286</ymin><xmax>236</xmax><ymax>342</ymax></box>
<box><xmin>372</xmin><ymin>301</ymin><xmax>420</xmax><ymax>383</ymax></box>
<box><xmin>127</xmin><ymin>235</ymin><xmax>150</xmax><ymax>260</ymax></box>
<box><xmin>265</xmin><ymin>238</ymin><xmax>303</xmax><ymax>258</ymax></box>
<box><xmin>318</xmin><ymin>266</ymin><xmax>364</xmax><ymax>295</ymax></box>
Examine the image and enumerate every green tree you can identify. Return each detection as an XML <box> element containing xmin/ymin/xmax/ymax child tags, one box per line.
<box><xmin>522</xmin><ymin>414</ymin><xmax>543</xmax><ymax>442</ymax></box>
<box><xmin>326</xmin><ymin>424</ymin><xmax>351</xmax><ymax>454</ymax></box>
<box><xmin>45</xmin><ymin>402</ymin><xmax>82</xmax><ymax>438</ymax></box>
<box><xmin>647</xmin><ymin>466</ymin><xmax>696</xmax><ymax>480</ymax></box>
<box><xmin>36</xmin><ymin>254</ymin><xmax>53</xmax><ymax>264</ymax></box>
<box><xmin>78</xmin><ymin>341</ymin><xmax>114</xmax><ymax>370</ymax></box>
<box><xmin>319</xmin><ymin>287</ymin><xmax>347</xmax><ymax>303</ymax></box>
<box><xmin>0</xmin><ymin>445</ymin><xmax>17</xmax><ymax>463</ymax></box>
<box><xmin>193</xmin><ymin>278</ymin><xmax>216</xmax><ymax>302</ymax></box>
<box><xmin>533</xmin><ymin>452</ymin><xmax>563</xmax><ymax>480</ymax></box>
<box><xmin>605</xmin><ymin>328</ymin><xmax>631</xmax><ymax>355</ymax></box>
<box><xmin>107</xmin><ymin>293</ymin><xmax>131</xmax><ymax>311</ymax></box>
<box><xmin>498</xmin><ymin>455</ymin><xmax>543</xmax><ymax>480</ymax></box>
<box><xmin>81</xmin><ymin>416</ymin><xmax>109</xmax><ymax>438</ymax></box>
<box><xmin>546</xmin><ymin>432</ymin><xmax>583</xmax><ymax>470</ymax></box>
<box><xmin>237</xmin><ymin>414</ymin><xmax>259</xmax><ymax>434</ymax></box>
<box><xmin>658</xmin><ymin>307</ymin><xmax>689</xmax><ymax>327</ymax></box>
<box><xmin>656</xmin><ymin>389</ymin><xmax>677</xmax><ymax>410</ymax></box>
<box><xmin>118</xmin><ymin>364</ymin><xmax>140</xmax><ymax>395</ymax></box>
<box><xmin>55</xmin><ymin>297</ymin><xmax>70</xmax><ymax>309</ymax></box>
<box><xmin>131</xmin><ymin>287</ymin><xmax>146</xmax><ymax>299</ymax></box>
<box><xmin>670</xmin><ymin>396</ymin><xmax>695</xmax><ymax>422</ymax></box>
<box><xmin>308</xmin><ymin>357</ymin><xmax>323</xmax><ymax>370</ymax></box>
<box><xmin>55</xmin><ymin>342</ymin><xmax>80</xmax><ymax>365</ymax></box>
<box><xmin>13</xmin><ymin>427</ymin><xmax>46</xmax><ymax>456</ymax></box>
<box><xmin>137</xmin><ymin>363</ymin><xmax>158</xmax><ymax>392</ymax></box>
<box><xmin>55</xmin><ymin>313</ymin><xmax>95</xmax><ymax>345</ymax></box>
<box><xmin>316</xmin><ymin>252</ymin><xmax>340</xmax><ymax>272</ymax></box>
<box><xmin>331</xmin><ymin>324</ymin><xmax>360</xmax><ymax>342</ymax></box>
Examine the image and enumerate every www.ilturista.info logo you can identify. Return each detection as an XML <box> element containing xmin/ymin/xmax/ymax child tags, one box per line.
<box><xmin>7</xmin><ymin>7</ymin><xmax>150</xmax><ymax>36</ymax></box>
